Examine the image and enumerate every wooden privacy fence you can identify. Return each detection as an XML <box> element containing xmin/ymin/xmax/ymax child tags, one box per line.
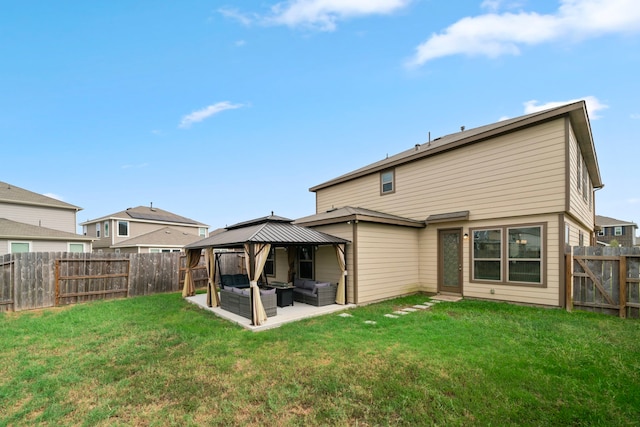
<box><xmin>0</xmin><ymin>251</ymin><xmax>246</xmax><ymax>313</ymax></box>
<box><xmin>566</xmin><ymin>246</ymin><xmax>640</xmax><ymax>318</ymax></box>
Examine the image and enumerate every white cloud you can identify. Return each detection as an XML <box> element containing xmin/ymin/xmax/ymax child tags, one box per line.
<box><xmin>178</xmin><ymin>102</ymin><xmax>244</xmax><ymax>129</ymax></box>
<box><xmin>44</xmin><ymin>193</ymin><xmax>63</xmax><ymax>201</ymax></box>
<box><xmin>121</xmin><ymin>163</ymin><xmax>149</xmax><ymax>170</ymax></box>
<box><xmin>523</xmin><ymin>96</ymin><xmax>608</xmax><ymax>119</ymax></box>
<box><xmin>218</xmin><ymin>8</ymin><xmax>254</xmax><ymax>26</ymax></box>
<box><xmin>266</xmin><ymin>0</ymin><xmax>411</xmax><ymax>31</ymax></box>
<box><xmin>407</xmin><ymin>0</ymin><xmax>640</xmax><ymax>66</ymax></box>
<box><xmin>235</xmin><ymin>40</ymin><xmax>247</xmax><ymax>47</ymax></box>
<box><xmin>631</xmin><ymin>113</ymin><xmax>640</xmax><ymax>120</ymax></box>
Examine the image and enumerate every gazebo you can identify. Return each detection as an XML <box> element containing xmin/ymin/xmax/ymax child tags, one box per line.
<box><xmin>182</xmin><ymin>214</ymin><xmax>349</xmax><ymax>326</ymax></box>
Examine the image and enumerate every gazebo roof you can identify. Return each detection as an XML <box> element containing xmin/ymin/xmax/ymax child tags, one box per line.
<box><xmin>185</xmin><ymin>215</ymin><xmax>349</xmax><ymax>250</ymax></box>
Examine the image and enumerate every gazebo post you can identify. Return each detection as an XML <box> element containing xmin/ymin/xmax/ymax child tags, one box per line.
<box><xmin>248</xmin><ymin>243</ymin><xmax>256</xmax><ymax>325</ymax></box>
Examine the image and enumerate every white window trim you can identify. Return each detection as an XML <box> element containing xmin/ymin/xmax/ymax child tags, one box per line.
<box><xmin>117</xmin><ymin>220</ymin><xmax>129</xmax><ymax>237</ymax></box>
<box><xmin>104</xmin><ymin>221</ymin><xmax>109</xmax><ymax>237</ymax></box>
<box><xmin>614</xmin><ymin>226</ymin><xmax>623</xmax><ymax>236</ymax></box>
<box><xmin>96</xmin><ymin>222</ymin><xmax>101</xmax><ymax>238</ymax></box>
<box><xmin>9</xmin><ymin>241</ymin><xmax>32</xmax><ymax>253</ymax></box>
<box><xmin>68</xmin><ymin>243</ymin><xmax>85</xmax><ymax>253</ymax></box>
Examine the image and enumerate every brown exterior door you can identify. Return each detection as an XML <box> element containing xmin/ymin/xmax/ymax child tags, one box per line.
<box><xmin>438</xmin><ymin>229</ymin><xmax>462</xmax><ymax>294</ymax></box>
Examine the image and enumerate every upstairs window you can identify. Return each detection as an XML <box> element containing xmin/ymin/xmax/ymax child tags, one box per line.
<box><xmin>380</xmin><ymin>169</ymin><xmax>395</xmax><ymax>194</ymax></box>
<box><xmin>118</xmin><ymin>220</ymin><xmax>129</xmax><ymax>237</ymax></box>
<box><xmin>199</xmin><ymin>227</ymin><xmax>207</xmax><ymax>237</ymax></box>
<box><xmin>104</xmin><ymin>221</ymin><xmax>109</xmax><ymax>237</ymax></box>
<box><xmin>96</xmin><ymin>223</ymin><xmax>101</xmax><ymax>238</ymax></box>
<box><xmin>614</xmin><ymin>226</ymin><xmax>623</xmax><ymax>236</ymax></box>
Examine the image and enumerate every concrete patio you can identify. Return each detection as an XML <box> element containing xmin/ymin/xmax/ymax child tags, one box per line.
<box><xmin>186</xmin><ymin>293</ymin><xmax>356</xmax><ymax>332</ymax></box>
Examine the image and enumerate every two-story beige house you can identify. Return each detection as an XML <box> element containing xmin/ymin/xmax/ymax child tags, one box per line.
<box><xmin>81</xmin><ymin>205</ymin><xmax>209</xmax><ymax>254</ymax></box>
<box><xmin>0</xmin><ymin>181</ymin><xmax>93</xmax><ymax>255</ymax></box>
<box><xmin>295</xmin><ymin>101</ymin><xmax>602</xmax><ymax>308</ymax></box>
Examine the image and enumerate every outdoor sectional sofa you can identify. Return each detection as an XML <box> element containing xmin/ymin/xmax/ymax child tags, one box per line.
<box><xmin>219</xmin><ymin>287</ymin><xmax>277</xmax><ymax>319</ymax></box>
<box><xmin>220</xmin><ymin>274</ymin><xmax>250</xmax><ymax>289</ymax></box>
<box><xmin>293</xmin><ymin>279</ymin><xmax>337</xmax><ymax>306</ymax></box>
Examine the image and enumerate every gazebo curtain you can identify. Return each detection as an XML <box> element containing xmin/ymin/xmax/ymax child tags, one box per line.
<box><xmin>334</xmin><ymin>244</ymin><xmax>346</xmax><ymax>305</ymax></box>
<box><xmin>182</xmin><ymin>248</ymin><xmax>201</xmax><ymax>297</ymax></box>
<box><xmin>244</xmin><ymin>243</ymin><xmax>271</xmax><ymax>325</ymax></box>
<box><xmin>205</xmin><ymin>247</ymin><xmax>219</xmax><ymax>307</ymax></box>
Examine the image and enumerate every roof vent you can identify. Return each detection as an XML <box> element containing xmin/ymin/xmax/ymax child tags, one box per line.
<box><xmin>150</xmin><ymin>202</ymin><xmax>156</xmax><ymax>211</ymax></box>
<box><xmin>415</xmin><ymin>144</ymin><xmax>420</xmax><ymax>151</ymax></box>
<box><xmin>460</xmin><ymin>126</ymin><xmax>465</xmax><ymax>131</ymax></box>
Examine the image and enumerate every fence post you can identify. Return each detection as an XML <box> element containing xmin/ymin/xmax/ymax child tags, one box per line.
<box><xmin>565</xmin><ymin>252</ymin><xmax>573</xmax><ymax>312</ymax></box>
<box><xmin>619</xmin><ymin>256</ymin><xmax>627</xmax><ymax>319</ymax></box>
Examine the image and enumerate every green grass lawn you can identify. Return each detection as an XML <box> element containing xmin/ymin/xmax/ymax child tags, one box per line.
<box><xmin>1</xmin><ymin>293</ymin><xmax>639</xmax><ymax>426</ymax></box>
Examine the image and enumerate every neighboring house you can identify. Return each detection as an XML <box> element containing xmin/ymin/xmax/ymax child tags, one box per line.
<box><xmin>80</xmin><ymin>205</ymin><xmax>209</xmax><ymax>253</ymax></box>
<box><xmin>295</xmin><ymin>101</ymin><xmax>602</xmax><ymax>308</ymax></box>
<box><xmin>595</xmin><ymin>215</ymin><xmax>637</xmax><ymax>247</ymax></box>
<box><xmin>0</xmin><ymin>181</ymin><xmax>93</xmax><ymax>255</ymax></box>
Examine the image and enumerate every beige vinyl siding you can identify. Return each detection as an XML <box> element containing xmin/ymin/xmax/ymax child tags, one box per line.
<box><xmin>272</xmin><ymin>247</ymin><xmax>289</xmax><ymax>283</ymax></box>
<box><xmin>567</xmin><ymin>125</ymin><xmax>595</xmax><ymax>229</ymax></box>
<box><xmin>307</xmin><ymin>223</ymin><xmax>355</xmax><ymax>303</ymax></box>
<box><xmin>316</xmin><ymin>119</ymin><xmax>567</xmax><ymax>222</ymax></box>
<box><xmin>1</xmin><ymin>203</ymin><xmax>78</xmax><ymax>234</ymax></box>
<box><xmin>463</xmin><ymin>214</ymin><xmax>561</xmax><ymax>306</ymax></box>
<box><xmin>564</xmin><ymin>216</ymin><xmax>590</xmax><ymax>247</ymax></box>
<box><xmin>355</xmin><ymin>222</ymin><xmax>420</xmax><ymax>304</ymax></box>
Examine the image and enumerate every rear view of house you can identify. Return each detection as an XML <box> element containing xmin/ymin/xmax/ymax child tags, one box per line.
<box><xmin>297</xmin><ymin>101</ymin><xmax>602</xmax><ymax>307</ymax></box>
<box><xmin>0</xmin><ymin>181</ymin><xmax>93</xmax><ymax>255</ymax></box>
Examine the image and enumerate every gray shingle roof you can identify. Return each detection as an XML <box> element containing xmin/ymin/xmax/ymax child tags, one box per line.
<box><xmin>80</xmin><ymin>205</ymin><xmax>208</xmax><ymax>227</ymax></box>
<box><xmin>295</xmin><ymin>206</ymin><xmax>425</xmax><ymax>228</ymax></box>
<box><xmin>310</xmin><ymin>101</ymin><xmax>602</xmax><ymax>192</ymax></box>
<box><xmin>0</xmin><ymin>181</ymin><xmax>81</xmax><ymax>211</ymax></box>
<box><xmin>0</xmin><ymin>218</ymin><xmax>93</xmax><ymax>241</ymax></box>
<box><xmin>595</xmin><ymin>215</ymin><xmax>637</xmax><ymax>227</ymax></box>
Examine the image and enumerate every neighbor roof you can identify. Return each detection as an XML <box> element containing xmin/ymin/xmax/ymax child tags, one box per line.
<box><xmin>295</xmin><ymin>206</ymin><xmax>425</xmax><ymax>228</ymax></box>
<box><xmin>80</xmin><ymin>205</ymin><xmax>208</xmax><ymax>227</ymax></box>
<box><xmin>186</xmin><ymin>216</ymin><xmax>349</xmax><ymax>250</ymax></box>
<box><xmin>310</xmin><ymin>101</ymin><xmax>602</xmax><ymax>192</ymax></box>
<box><xmin>0</xmin><ymin>218</ymin><xmax>93</xmax><ymax>241</ymax></box>
<box><xmin>595</xmin><ymin>215</ymin><xmax>638</xmax><ymax>228</ymax></box>
<box><xmin>0</xmin><ymin>181</ymin><xmax>81</xmax><ymax>211</ymax></box>
<box><xmin>111</xmin><ymin>227</ymin><xmax>203</xmax><ymax>248</ymax></box>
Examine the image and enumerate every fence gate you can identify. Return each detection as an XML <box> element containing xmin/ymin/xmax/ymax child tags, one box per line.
<box><xmin>568</xmin><ymin>246</ymin><xmax>640</xmax><ymax>318</ymax></box>
<box><xmin>55</xmin><ymin>257</ymin><xmax>130</xmax><ymax>306</ymax></box>
<box><xmin>0</xmin><ymin>257</ymin><xmax>14</xmax><ymax>312</ymax></box>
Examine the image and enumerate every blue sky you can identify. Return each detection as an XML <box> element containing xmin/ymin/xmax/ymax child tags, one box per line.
<box><xmin>1</xmin><ymin>0</ymin><xmax>639</xmax><ymax>232</ymax></box>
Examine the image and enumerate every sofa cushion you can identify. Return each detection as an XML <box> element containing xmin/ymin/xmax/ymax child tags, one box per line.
<box><xmin>313</xmin><ymin>282</ymin><xmax>330</xmax><ymax>294</ymax></box>
<box><xmin>241</xmin><ymin>289</ymin><xmax>250</xmax><ymax>296</ymax></box>
<box><xmin>232</xmin><ymin>287</ymin><xmax>244</xmax><ymax>294</ymax></box>
<box><xmin>293</xmin><ymin>288</ymin><xmax>315</xmax><ymax>297</ymax></box>
<box><xmin>294</xmin><ymin>278</ymin><xmax>305</xmax><ymax>288</ymax></box>
<box><xmin>260</xmin><ymin>288</ymin><xmax>276</xmax><ymax>295</ymax></box>
<box><xmin>302</xmin><ymin>280</ymin><xmax>316</xmax><ymax>290</ymax></box>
